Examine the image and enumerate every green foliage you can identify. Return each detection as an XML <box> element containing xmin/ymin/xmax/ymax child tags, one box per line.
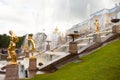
<box><xmin>16</xmin><ymin>35</ymin><xmax>26</xmax><ymax>48</ymax></box>
<box><xmin>0</xmin><ymin>34</ymin><xmax>25</xmax><ymax>48</ymax></box>
<box><xmin>0</xmin><ymin>34</ymin><xmax>10</xmax><ymax>48</ymax></box>
<box><xmin>21</xmin><ymin>39</ymin><xmax>120</xmax><ymax>80</ymax></box>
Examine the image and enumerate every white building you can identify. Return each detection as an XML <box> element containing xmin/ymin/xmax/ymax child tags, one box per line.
<box><xmin>66</xmin><ymin>3</ymin><xmax>120</xmax><ymax>35</ymax></box>
<box><xmin>49</xmin><ymin>27</ymin><xmax>65</xmax><ymax>50</ymax></box>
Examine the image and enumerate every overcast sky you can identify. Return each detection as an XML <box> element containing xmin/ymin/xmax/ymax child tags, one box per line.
<box><xmin>0</xmin><ymin>0</ymin><xmax>120</xmax><ymax>36</ymax></box>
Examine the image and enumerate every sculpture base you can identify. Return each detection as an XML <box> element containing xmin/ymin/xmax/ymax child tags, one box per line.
<box><xmin>28</xmin><ymin>57</ymin><xmax>37</xmax><ymax>71</ymax></box>
<box><xmin>112</xmin><ymin>25</ymin><xmax>120</xmax><ymax>34</ymax></box>
<box><xmin>93</xmin><ymin>33</ymin><xmax>101</xmax><ymax>43</ymax></box>
<box><xmin>46</xmin><ymin>45</ymin><xmax>50</xmax><ymax>51</ymax></box>
<box><xmin>69</xmin><ymin>42</ymin><xmax>78</xmax><ymax>54</ymax></box>
<box><xmin>8</xmin><ymin>61</ymin><xmax>18</xmax><ymax>65</ymax></box>
<box><xmin>28</xmin><ymin>71</ymin><xmax>37</xmax><ymax>78</ymax></box>
<box><xmin>5</xmin><ymin>64</ymin><xmax>19</xmax><ymax>80</ymax></box>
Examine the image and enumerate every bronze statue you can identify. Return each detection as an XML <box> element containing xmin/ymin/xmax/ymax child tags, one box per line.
<box><xmin>28</xmin><ymin>35</ymin><xmax>36</xmax><ymax>58</ymax></box>
<box><xmin>94</xmin><ymin>19</ymin><xmax>100</xmax><ymax>33</ymax></box>
<box><xmin>7</xmin><ymin>30</ymin><xmax>19</xmax><ymax>64</ymax></box>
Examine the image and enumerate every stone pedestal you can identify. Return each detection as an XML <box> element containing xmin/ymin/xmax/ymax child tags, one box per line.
<box><xmin>46</xmin><ymin>45</ymin><xmax>50</xmax><ymax>51</ymax></box>
<box><xmin>69</xmin><ymin>42</ymin><xmax>78</xmax><ymax>54</ymax></box>
<box><xmin>93</xmin><ymin>33</ymin><xmax>101</xmax><ymax>43</ymax></box>
<box><xmin>5</xmin><ymin>64</ymin><xmax>19</xmax><ymax>80</ymax></box>
<box><xmin>25</xmin><ymin>52</ymin><xmax>29</xmax><ymax>58</ymax></box>
<box><xmin>28</xmin><ymin>58</ymin><xmax>37</xmax><ymax>71</ymax></box>
<box><xmin>112</xmin><ymin>25</ymin><xmax>120</xmax><ymax>34</ymax></box>
<box><xmin>28</xmin><ymin>71</ymin><xmax>37</xmax><ymax>78</ymax></box>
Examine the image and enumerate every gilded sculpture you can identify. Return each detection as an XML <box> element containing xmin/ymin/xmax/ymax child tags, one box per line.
<box><xmin>28</xmin><ymin>35</ymin><xmax>36</xmax><ymax>58</ymax></box>
<box><xmin>7</xmin><ymin>30</ymin><xmax>19</xmax><ymax>64</ymax></box>
<box><xmin>94</xmin><ymin>19</ymin><xmax>100</xmax><ymax>33</ymax></box>
<box><xmin>24</xmin><ymin>44</ymin><xmax>29</xmax><ymax>53</ymax></box>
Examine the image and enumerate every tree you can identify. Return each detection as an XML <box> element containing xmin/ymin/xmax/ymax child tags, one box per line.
<box><xmin>0</xmin><ymin>34</ymin><xmax>25</xmax><ymax>48</ymax></box>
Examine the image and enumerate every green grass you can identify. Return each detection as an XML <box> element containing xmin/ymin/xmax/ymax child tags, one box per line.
<box><xmin>22</xmin><ymin>39</ymin><xmax>120</xmax><ymax>80</ymax></box>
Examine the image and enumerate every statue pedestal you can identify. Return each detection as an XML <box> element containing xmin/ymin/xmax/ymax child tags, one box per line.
<box><xmin>46</xmin><ymin>45</ymin><xmax>50</xmax><ymax>51</ymax></box>
<box><xmin>69</xmin><ymin>42</ymin><xmax>78</xmax><ymax>54</ymax></box>
<box><xmin>93</xmin><ymin>33</ymin><xmax>101</xmax><ymax>43</ymax></box>
<box><xmin>28</xmin><ymin>71</ymin><xmax>37</xmax><ymax>78</ymax></box>
<box><xmin>25</xmin><ymin>52</ymin><xmax>29</xmax><ymax>58</ymax></box>
<box><xmin>28</xmin><ymin>58</ymin><xmax>37</xmax><ymax>71</ymax></box>
<box><xmin>5</xmin><ymin>64</ymin><xmax>19</xmax><ymax>80</ymax></box>
<box><xmin>112</xmin><ymin>25</ymin><xmax>120</xmax><ymax>34</ymax></box>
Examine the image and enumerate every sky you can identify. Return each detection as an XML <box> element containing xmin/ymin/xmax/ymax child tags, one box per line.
<box><xmin>0</xmin><ymin>0</ymin><xmax>120</xmax><ymax>36</ymax></box>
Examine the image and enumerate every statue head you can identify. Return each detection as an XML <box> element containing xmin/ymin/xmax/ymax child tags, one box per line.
<box><xmin>28</xmin><ymin>35</ymin><xmax>33</xmax><ymax>39</ymax></box>
<box><xmin>9</xmin><ymin>30</ymin><xmax>19</xmax><ymax>43</ymax></box>
<box><xmin>95</xmin><ymin>19</ymin><xmax>98</xmax><ymax>22</ymax></box>
<box><xmin>28</xmin><ymin>34</ymin><xmax>33</xmax><ymax>39</ymax></box>
<box><xmin>9</xmin><ymin>30</ymin><xmax>13</xmax><ymax>35</ymax></box>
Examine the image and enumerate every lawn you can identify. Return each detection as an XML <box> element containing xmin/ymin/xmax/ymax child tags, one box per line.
<box><xmin>22</xmin><ymin>39</ymin><xmax>120</xmax><ymax>80</ymax></box>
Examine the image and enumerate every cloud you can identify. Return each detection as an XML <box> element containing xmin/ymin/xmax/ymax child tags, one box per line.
<box><xmin>0</xmin><ymin>0</ymin><xmax>120</xmax><ymax>36</ymax></box>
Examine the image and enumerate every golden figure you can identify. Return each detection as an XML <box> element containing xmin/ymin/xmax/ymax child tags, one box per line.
<box><xmin>24</xmin><ymin>44</ymin><xmax>29</xmax><ymax>57</ymax></box>
<box><xmin>24</xmin><ymin>44</ymin><xmax>29</xmax><ymax>52</ymax></box>
<box><xmin>94</xmin><ymin>19</ymin><xmax>100</xmax><ymax>33</ymax></box>
<box><xmin>7</xmin><ymin>30</ymin><xmax>19</xmax><ymax>64</ymax></box>
<box><xmin>28</xmin><ymin>35</ymin><xmax>36</xmax><ymax>58</ymax></box>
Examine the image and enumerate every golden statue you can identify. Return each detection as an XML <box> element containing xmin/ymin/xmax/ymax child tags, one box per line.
<box><xmin>28</xmin><ymin>35</ymin><xmax>36</xmax><ymax>58</ymax></box>
<box><xmin>7</xmin><ymin>30</ymin><xmax>19</xmax><ymax>64</ymax></box>
<box><xmin>24</xmin><ymin>44</ymin><xmax>29</xmax><ymax>53</ymax></box>
<box><xmin>94</xmin><ymin>19</ymin><xmax>100</xmax><ymax>33</ymax></box>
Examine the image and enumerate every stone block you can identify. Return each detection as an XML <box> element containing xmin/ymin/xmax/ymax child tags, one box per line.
<box><xmin>112</xmin><ymin>25</ymin><xmax>120</xmax><ymax>34</ymax></box>
<box><xmin>69</xmin><ymin>42</ymin><xmax>78</xmax><ymax>54</ymax></box>
<box><xmin>46</xmin><ymin>45</ymin><xmax>50</xmax><ymax>51</ymax></box>
<box><xmin>5</xmin><ymin>64</ymin><xmax>19</xmax><ymax>80</ymax></box>
<box><xmin>28</xmin><ymin>58</ymin><xmax>37</xmax><ymax>71</ymax></box>
<box><xmin>93</xmin><ymin>33</ymin><xmax>101</xmax><ymax>43</ymax></box>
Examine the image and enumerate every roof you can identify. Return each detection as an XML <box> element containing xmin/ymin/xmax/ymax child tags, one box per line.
<box><xmin>90</xmin><ymin>5</ymin><xmax>120</xmax><ymax>17</ymax></box>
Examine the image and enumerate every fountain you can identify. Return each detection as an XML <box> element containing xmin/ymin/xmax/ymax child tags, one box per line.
<box><xmin>111</xmin><ymin>18</ymin><xmax>120</xmax><ymax>34</ymax></box>
<box><xmin>67</xmin><ymin>33</ymin><xmax>79</xmax><ymax>54</ymax></box>
<box><xmin>46</xmin><ymin>40</ymin><xmax>51</xmax><ymax>51</ymax></box>
<box><xmin>33</xmin><ymin>33</ymin><xmax>47</xmax><ymax>52</ymax></box>
<box><xmin>111</xmin><ymin>18</ymin><xmax>120</xmax><ymax>23</ymax></box>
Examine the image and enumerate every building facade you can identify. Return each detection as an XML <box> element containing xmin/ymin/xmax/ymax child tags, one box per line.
<box><xmin>66</xmin><ymin>3</ymin><xmax>120</xmax><ymax>35</ymax></box>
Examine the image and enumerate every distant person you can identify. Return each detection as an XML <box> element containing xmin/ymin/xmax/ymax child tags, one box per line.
<box><xmin>1</xmin><ymin>48</ymin><xmax>5</xmax><ymax>54</ymax></box>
